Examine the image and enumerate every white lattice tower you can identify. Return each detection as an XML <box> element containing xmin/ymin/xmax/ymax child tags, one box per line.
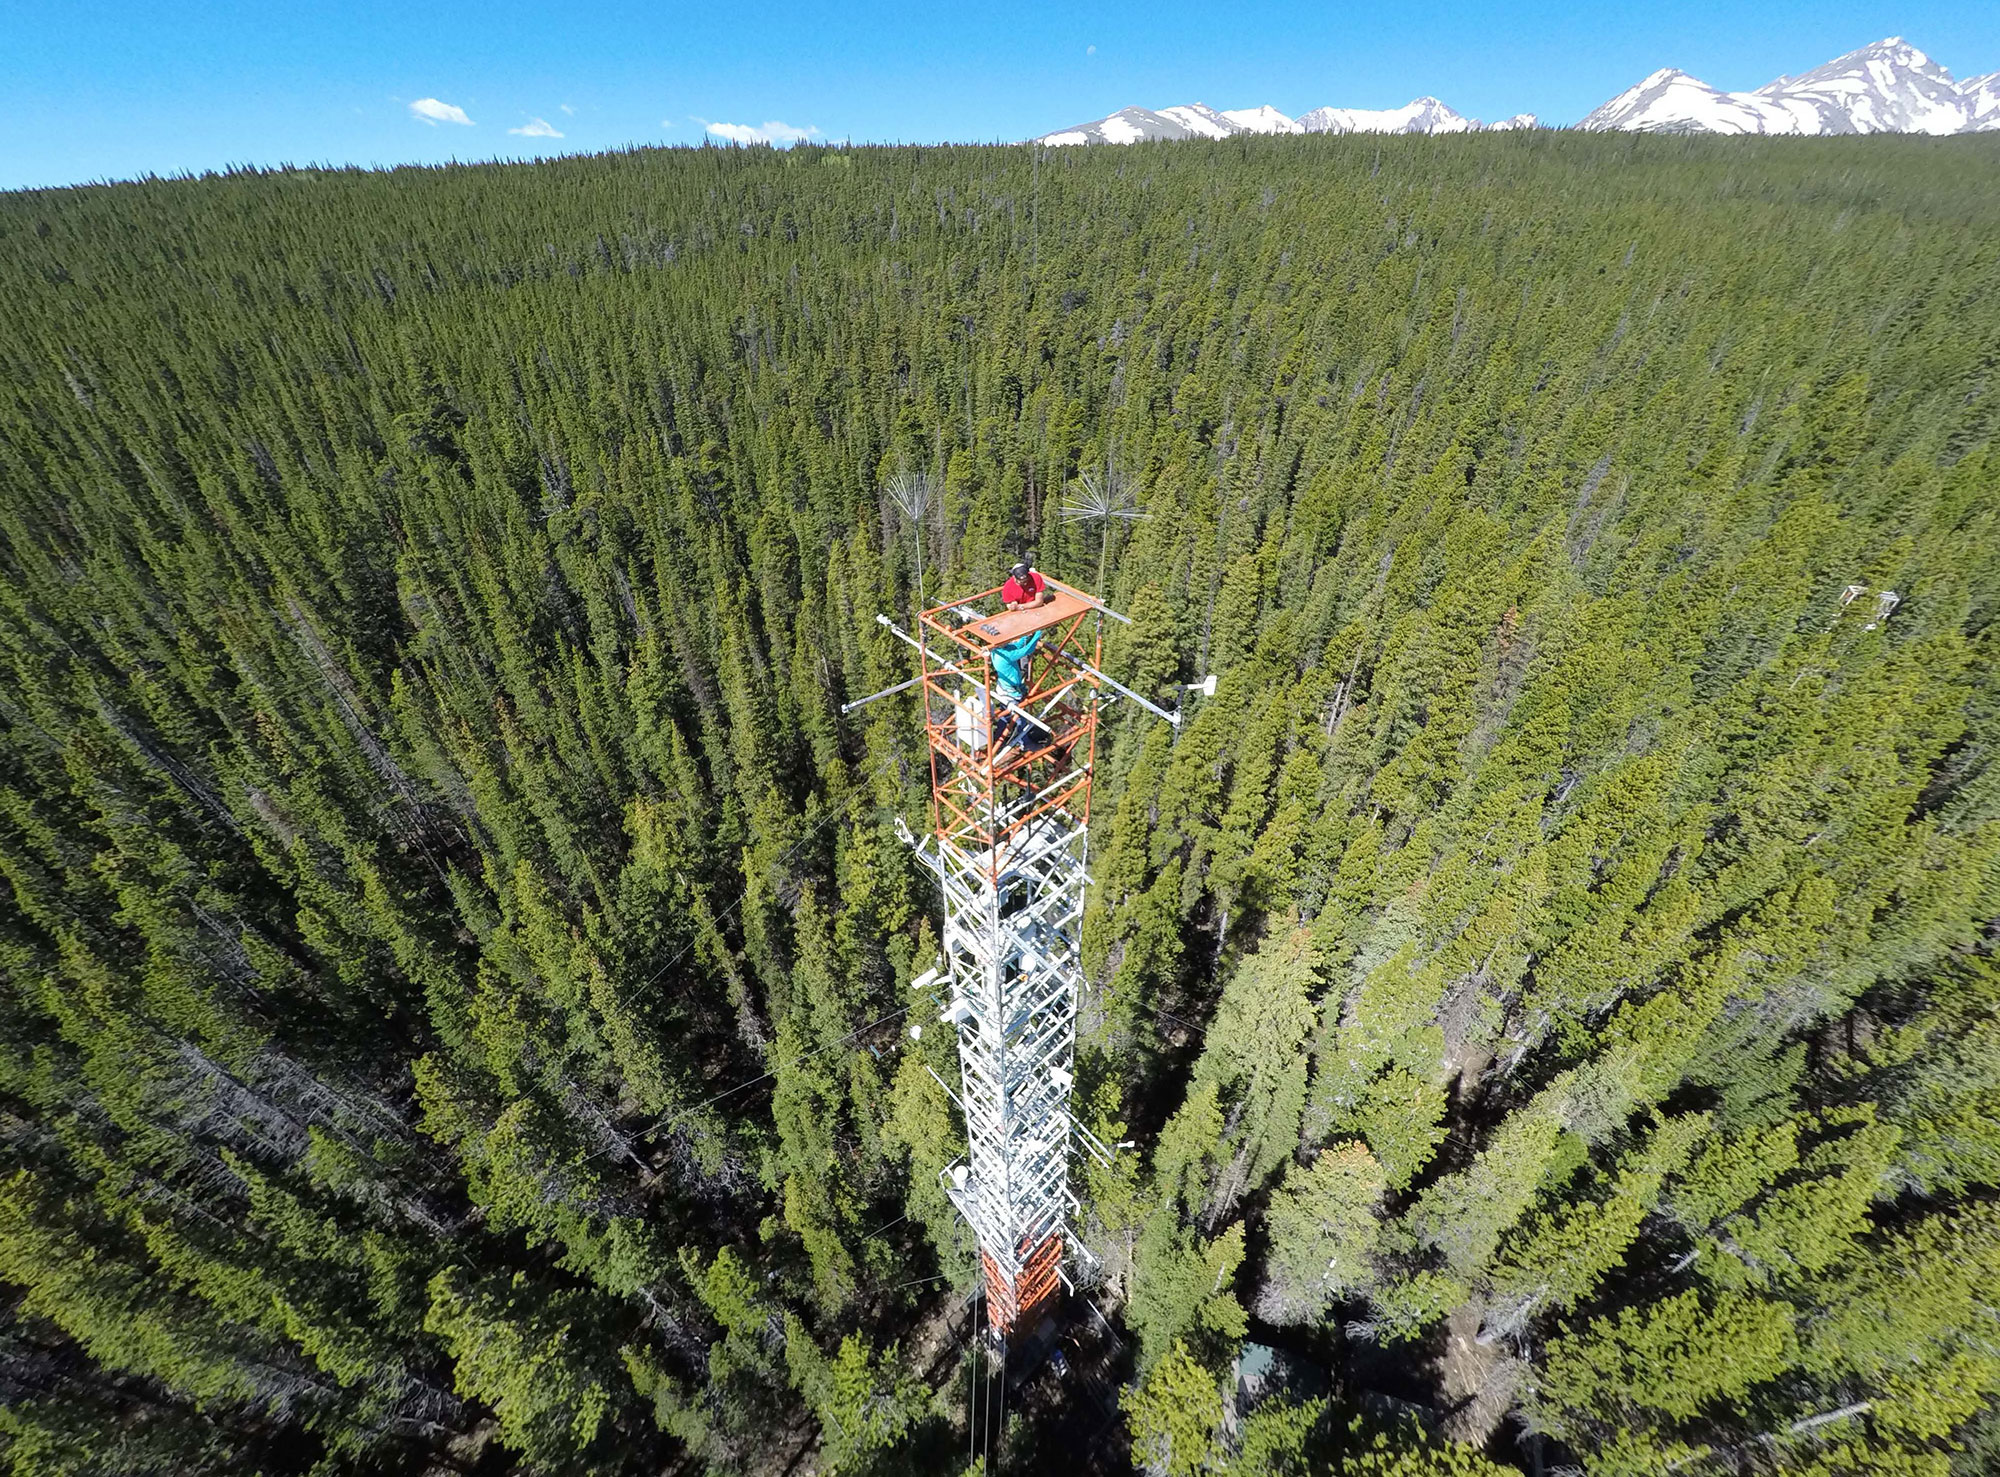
<box><xmin>905</xmin><ymin>577</ymin><xmax>1106</xmax><ymax>1337</ymax></box>
<box><xmin>926</xmin><ymin>810</ymin><xmax>1089</xmax><ymax>1331</ymax></box>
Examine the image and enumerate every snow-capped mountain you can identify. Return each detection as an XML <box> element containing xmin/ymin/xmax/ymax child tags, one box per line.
<box><xmin>1042</xmin><ymin>95</ymin><xmax>1514</xmax><ymax>145</ymax></box>
<box><xmin>1039</xmin><ymin>106</ymin><xmax>1219</xmax><ymax>146</ymax></box>
<box><xmin>1576</xmin><ymin>71</ymin><xmax>1772</xmax><ymax>135</ymax></box>
<box><xmin>1147</xmin><ymin>104</ymin><xmax>1307</xmax><ymax>140</ymax></box>
<box><xmin>1221</xmin><ymin>105</ymin><xmax>1302</xmax><ymax>135</ymax></box>
<box><xmin>1578</xmin><ymin>38</ymin><xmax>1999</xmax><ymax>135</ymax></box>
<box><xmin>1156</xmin><ymin>104</ymin><xmax>1241</xmax><ymax>141</ymax></box>
<box><xmin>1037</xmin><ymin>38</ymin><xmax>1997</xmax><ymax>145</ymax></box>
<box><xmin>1967</xmin><ymin>74</ymin><xmax>2000</xmax><ymax>130</ymax></box>
<box><xmin>1296</xmin><ymin>97</ymin><xmax>1478</xmax><ymax>135</ymax></box>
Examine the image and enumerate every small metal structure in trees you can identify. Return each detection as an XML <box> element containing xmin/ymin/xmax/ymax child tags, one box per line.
<box><xmin>858</xmin><ymin>573</ymin><xmax>1177</xmax><ymax>1340</ymax></box>
<box><xmin>1836</xmin><ymin>583</ymin><xmax>1901</xmax><ymax>631</ymax></box>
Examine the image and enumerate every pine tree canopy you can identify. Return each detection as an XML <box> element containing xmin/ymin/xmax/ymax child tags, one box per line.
<box><xmin>1</xmin><ymin>130</ymin><xmax>1997</xmax><ymax>1475</ymax></box>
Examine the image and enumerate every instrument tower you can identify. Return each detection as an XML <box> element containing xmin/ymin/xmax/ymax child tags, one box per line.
<box><xmin>895</xmin><ymin>576</ymin><xmax>1106</xmax><ymax>1337</ymax></box>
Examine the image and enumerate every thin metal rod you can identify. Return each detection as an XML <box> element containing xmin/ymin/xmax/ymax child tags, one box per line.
<box><xmin>1051</xmin><ymin>649</ymin><xmax>1181</xmax><ymax>727</ymax></box>
<box><xmin>876</xmin><ymin>615</ymin><xmax>1048</xmax><ymax>732</ymax></box>
<box><xmin>1058</xmin><ymin>582</ymin><xmax>1132</xmax><ymax>624</ymax></box>
<box><xmin>927</xmin><ymin>1064</ymin><xmax>969</xmax><ymax>1115</ymax></box>
<box><xmin>994</xmin><ymin>1351</ymin><xmax>1007</xmax><ymax>1472</ymax></box>
<box><xmin>840</xmin><ymin>673</ymin><xmax>925</xmax><ymax>713</ymax></box>
<box><xmin>1066</xmin><ymin>1111</ymin><xmax>1119</xmax><ymax>1167</ymax></box>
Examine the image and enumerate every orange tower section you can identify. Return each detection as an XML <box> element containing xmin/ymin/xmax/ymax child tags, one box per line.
<box><xmin>916</xmin><ymin>578</ymin><xmax>1103</xmax><ymax>872</ymax></box>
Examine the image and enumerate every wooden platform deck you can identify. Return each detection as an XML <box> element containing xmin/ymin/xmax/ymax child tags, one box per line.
<box><xmin>930</xmin><ymin>578</ymin><xmax>1098</xmax><ymax>653</ymax></box>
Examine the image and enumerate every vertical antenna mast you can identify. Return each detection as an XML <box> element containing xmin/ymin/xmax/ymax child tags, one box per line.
<box><xmin>886</xmin><ymin>470</ymin><xmax>932</xmax><ymax>614</ymax></box>
<box><xmin>1059</xmin><ymin>468</ymin><xmax>1146</xmax><ymax>594</ymax></box>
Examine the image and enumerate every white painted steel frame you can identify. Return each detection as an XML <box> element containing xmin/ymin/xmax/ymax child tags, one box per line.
<box><xmin>909</xmin><ymin>631</ymin><xmax>1094</xmax><ymax>1322</ymax></box>
<box><xmin>923</xmin><ymin>812</ymin><xmax>1089</xmax><ymax>1292</ymax></box>
<box><xmin>897</xmin><ymin>578</ymin><xmax>1114</xmax><ymax>1334</ymax></box>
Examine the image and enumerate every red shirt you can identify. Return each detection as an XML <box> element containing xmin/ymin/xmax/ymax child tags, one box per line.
<box><xmin>1001</xmin><ymin>571</ymin><xmax>1046</xmax><ymax>606</ymax></box>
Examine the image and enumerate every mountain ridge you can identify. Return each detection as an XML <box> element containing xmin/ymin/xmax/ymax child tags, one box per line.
<box><xmin>1040</xmin><ymin>36</ymin><xmax>2000</xmax><ymax>144</ymax></box>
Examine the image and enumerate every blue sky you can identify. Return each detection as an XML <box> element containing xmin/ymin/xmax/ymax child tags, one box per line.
<box><xmin>6</xmin><ymin>0</ymin><xmax>1995</xmax><ymax>190</ymax></box>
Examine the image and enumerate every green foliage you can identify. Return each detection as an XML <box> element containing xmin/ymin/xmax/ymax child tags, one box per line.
<box><xmin>1799</xmin><ymin>1204</ymin><xmax>2000</xmax><ymax>1386</ymax></box>
<box><xmin>1404</xmin><ymin>1091</ymin><xmax>1568</xmax><ymax>1280</ymax></box>
<box><xmin>1228</xmin><ymin>1397</ymin><xmax>1325</xmax><ymax>1477</ymax></box>
<box><xmin>1844</xmin><ymin>957</ymin><xmax>2000</xmax><ymax>1194</ymax></box>
<box><xmin>1258</xmin><ymin>1140</ymin><xmax>1386</xmax><ymax>1324</ymax></box>
<box><xmin>1190</xmin><ymin>927</ymin><xmax>1322</xmax><ymax>1217</ymax></box>
<box><xmin>1337</xmin><ymin>1416</ymin><xmax>1520</xmax><ymax>1477</ymax></box>
<box><xmin>423</xmin><ymin>1267</ymin><xmax>626</xmax><ymax>1472</ymax></box>
<box><xmin>781</xmin><ymin>1315</ymin><xmax>928</xmax><ymax>1474</ymax></box>
<box><xmin>1489</xmin><ymin>1112</ymin><xmax>1707</xmax><ymax>1316</ymax></box>
<box><xmin>880</xmin><ymin>1010</ymin><xmax>975</xmax><ymax>1280</ymax></box>
<box><xmin>1129</xmin><ymin>1214</ymin><xmax>1249</xmax><ymax>1374</ymax></box>
<box><xmin>1538</xmin><ymin>1288</ymin><xmax>1797</xmax><ymax>1425</ymax></box>
<box><xmin>0</xmin><ymin>130</ymin><xmax>1996</xmax><ymax>1472</ymax></box>
<box><xmin>1127</xmin><ymin>1082</ymin><xmax>1252</xmax><ymax>1368</ymax></box>
<box><xmin>1124</xmin><ymin>1340</ymin><xmax>1228</xmax><ymax>1477</ymax></box>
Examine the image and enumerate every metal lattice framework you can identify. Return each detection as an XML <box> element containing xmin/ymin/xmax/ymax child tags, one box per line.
<box><xmin>904</xmin><ymin>577</ymin><xmax>1105</xmax><ymax>1337</ymax></box>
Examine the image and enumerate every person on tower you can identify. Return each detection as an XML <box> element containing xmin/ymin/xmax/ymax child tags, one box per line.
<box><xmin>989</xmin><ymin>627</ymin><xmax>1047</xmax><ymax>753</ymax></box>
<box><xmin>1001</xmin><ymin>553</ymin><xmax>1056</xmax><ymax>611</ymax></box>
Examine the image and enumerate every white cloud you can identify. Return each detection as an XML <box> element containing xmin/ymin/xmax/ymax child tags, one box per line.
<box><xmin>559</xmin><ymin>103</ymin><xmax>575</xmax><ymax>115</ymax></box>
<box><xmin>410</xmin><ymin>98</ymin><xmax>474</xmax><ymax>126</ymax></box>
<box><xmin>705</xmin><ymin>119</ymin><xmax>819</xmax><ymax>145</ymax></box>
<box><xmin>1086</xmin><ymin>44</ymin><xmax>1096</xmax><ymax>55</ymax></box>
<box><xmin>509</xmin><ymin>117</ymin><xmax>564</xmax><ymax>137</ymax></box>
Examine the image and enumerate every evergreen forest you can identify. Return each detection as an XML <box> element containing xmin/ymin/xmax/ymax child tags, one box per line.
<box><xmin>1</xmin><ymin>131</ymin><xmax>1998</xmax><ymax>1477</ymax></box>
